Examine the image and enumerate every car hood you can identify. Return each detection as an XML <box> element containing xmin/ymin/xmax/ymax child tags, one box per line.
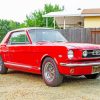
<box><xmin>62</xmin><ymin>42</ymin><xmax>100</xmax><ymax>50</ymax></box>
<box><xmin>36</xmin><ymin>42</ymin><xmax>100</xmax><ymax>50</ymax></box>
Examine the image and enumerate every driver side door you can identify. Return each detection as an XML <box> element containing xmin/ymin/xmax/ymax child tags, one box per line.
<box><xmin>5</xmin><ymin>31</ymin><xmax>34</xmax><ymax>71</ymax></box>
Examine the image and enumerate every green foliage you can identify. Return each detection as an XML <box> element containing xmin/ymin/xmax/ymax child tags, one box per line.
<box><xmin>0</xmin><ymin>19</ymin><xmax>26</xmax><ymax>42</ymax></box>
<box><xmin>25</xmin><ymin>10</ymin><xmax>45</xmax><ymax>27</ymax></box>
<box><xmin>25</xmin><ymin>4</ymin><xmax>62</xmax><ymax>28</ymax></box>
<box><xmin>11</xmin><ymin>34</ymin><xmax>28</xmax><ymax>43</ymax></box>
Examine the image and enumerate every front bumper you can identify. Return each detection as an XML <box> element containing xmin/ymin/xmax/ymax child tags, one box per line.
<box><xmin>59</xmin><ymin>61</ymin><xmax>100</xmax><ymax>75</ymax></box>
<box><xmin>60</xmin><ymin>62</ymin><xmax>100</xmax><ymax>67</ymax></box>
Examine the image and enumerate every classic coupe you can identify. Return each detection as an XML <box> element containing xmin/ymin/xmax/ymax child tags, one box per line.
<box><xmin>0</xmin><ymin>27</ymin><xmax>100</xmax><ymax>86</ymax></box>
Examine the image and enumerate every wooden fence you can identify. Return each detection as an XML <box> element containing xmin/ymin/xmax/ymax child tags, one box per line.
<box><xmin>58</xmin><ymin>28</ymin><xmax>100</xmax><ymax>44</ymax></box>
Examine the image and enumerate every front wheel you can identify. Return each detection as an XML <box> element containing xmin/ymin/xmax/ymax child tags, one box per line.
<box><xmin>42</xmin><ymin>57</ymin><xmax>63</xmax><ymax>87</ymax></box>
<box><xmin>85</xmin><ymin>73</ymin><xmax>100</xmax><ymax>79</ymax></box>
<box><xmin>0</xmin><ymin>56</ymin><xmax>8</xmax><ymax>74</ymax></box>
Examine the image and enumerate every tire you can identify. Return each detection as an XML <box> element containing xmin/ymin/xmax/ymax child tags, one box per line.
<box><xmin>42</xmin><ymin>57</ymin><xmax>63</xmax><ymax>87</ymax></box>
<box><xmin>0</xmin><ymin>56</ymin><xmax>8</xmax><ymax>74</ymax></box>
<box><xmin>85</xmin><ymin>73</ymin><xmax>100</xmax><ymax>79</ymax></box>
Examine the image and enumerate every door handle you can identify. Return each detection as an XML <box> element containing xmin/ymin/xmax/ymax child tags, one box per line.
<box><xmin>1</xmin><ymin>45</ymin><xmax>9</xmax><ymax>52</ymax></box>
<box><xmin>2</xmin><ymin>49</ymin><xmax>9</xmax><ymax>52</ymax></box>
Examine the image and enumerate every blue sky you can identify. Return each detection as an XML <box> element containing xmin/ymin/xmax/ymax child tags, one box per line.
<box><xmin>0</xmin><ymin>0</ymin><xmax>100</xmax><ymax>22</ymax></box>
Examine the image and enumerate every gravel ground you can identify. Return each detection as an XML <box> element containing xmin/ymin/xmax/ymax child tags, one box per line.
<box><xmin>0</xmin><ymin>70</ymin><xmax>100</xmax><ymax>100</ymax></box>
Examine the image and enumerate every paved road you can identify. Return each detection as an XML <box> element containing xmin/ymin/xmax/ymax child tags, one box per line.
<box><xmin>0</xmin><ymin>70</ymin><xmax>100</xmax><ymax>100</ymax></box>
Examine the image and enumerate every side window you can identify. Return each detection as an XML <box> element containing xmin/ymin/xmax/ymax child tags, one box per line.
<box><xmin>8</xmin><ymin>31</ymin><xmax>29</xmax><ymax>44</ymax></box>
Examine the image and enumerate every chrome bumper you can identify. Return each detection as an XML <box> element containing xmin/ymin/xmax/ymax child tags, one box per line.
<box><xmin>60</xmin><ymin>62</ymin><xmax>100</xmax><ymax>67</ymax></box>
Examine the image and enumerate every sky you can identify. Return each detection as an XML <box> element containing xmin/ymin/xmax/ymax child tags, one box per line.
<box><xmin>0</xmin><ymin>0</ymin><xmax>100</xmax><ymax>22</ymax></box>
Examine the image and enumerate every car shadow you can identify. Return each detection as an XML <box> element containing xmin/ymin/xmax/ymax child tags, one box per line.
<box><xmin>63</xmin><ymin>76</ymin><xmax>87</xmax><ymax>83</ymax></box>
<box><xmin>7</xmin><ymin>70</ymin><xmax>42</xmax><ymax>79</ymax></box>
<box><xmin>62</xmin><ymin>75</ymin><xmax>100</xmax><ymax>87</ymax></box>
<box><xmin>7</xmin><ymin>70</ymin><xmax>100</xmax><ymax>86</ymax></box>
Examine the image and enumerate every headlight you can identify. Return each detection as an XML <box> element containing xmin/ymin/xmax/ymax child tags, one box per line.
<box><xmin>68</xmin><ymin>50</ymin><xmax>74</xmax><ymax>59</ymax></box>
<box><xmin>83</xmin><ymin>50</ymin><xmax>88</xmax><ymax>57</ymax></box>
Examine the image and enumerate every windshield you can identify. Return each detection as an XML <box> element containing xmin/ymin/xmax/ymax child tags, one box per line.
<box><xmin>29</xmin><ymin>29</ymin><xmax>67</xmax><ymax>43</ymax></box>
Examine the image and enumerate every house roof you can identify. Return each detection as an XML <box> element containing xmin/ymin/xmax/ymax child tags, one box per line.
<box><xmin>82</xmin><ymin>8</ymin><xmax>100</xmax><ymax>14</ymax></box>
<box><xmin>43</xmin><ymin>10</ymin><xmax>82</xmax><ymax>17</ymax></box>
<box><xmin>43</xmin><ymin>8</ymin><xmax>100</xmax><ymax>18</ymax></box>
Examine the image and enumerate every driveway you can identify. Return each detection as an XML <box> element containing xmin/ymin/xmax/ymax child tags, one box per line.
<box><xmin>0</xmin><ymin>70</ymin><xmax>100</xmax><ymax>100</ymax></box>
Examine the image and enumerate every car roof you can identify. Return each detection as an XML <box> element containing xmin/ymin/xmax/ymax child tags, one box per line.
<box><xmin>9</xmin><ymin>27</ymin><xmax>53</xmax><ymax>33</ymax></box>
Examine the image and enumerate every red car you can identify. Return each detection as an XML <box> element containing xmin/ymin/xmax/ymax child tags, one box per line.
<box><xmin>0</xmin><ymin>27</ymin><xmax>100</xmax><ymax>86</ymax></box>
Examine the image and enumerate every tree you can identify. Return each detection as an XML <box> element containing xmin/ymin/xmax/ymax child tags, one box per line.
<box><xmin>25</xmin><ymin>4</ymin><xmax>62</xmax><ymax>28</ymax></box>
<box><xmin>0</xmin><ymin>19</ymin><xmax>25</xmax><ymax>42</ymax></box>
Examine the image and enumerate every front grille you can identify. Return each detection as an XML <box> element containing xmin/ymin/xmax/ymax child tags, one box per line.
<box><xmin>83</xmin><ymin>50</ymin><xmax>100</xmax><ymax>58</ymax></box>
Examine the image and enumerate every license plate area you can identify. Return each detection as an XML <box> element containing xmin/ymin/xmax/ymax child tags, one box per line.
<box><xmin>92</xmin><ymin>65</ymin><xmax>100</xmax><ymax>73</ymax></box>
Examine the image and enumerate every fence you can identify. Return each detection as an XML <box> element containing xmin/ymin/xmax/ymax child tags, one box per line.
<box><xmin>58</xmin><ymin>28</ymin><xmax>100</xmax><ymax>44</ymax></box>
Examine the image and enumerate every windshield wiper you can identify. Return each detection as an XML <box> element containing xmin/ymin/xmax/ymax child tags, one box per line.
<box><xmin>36</xmin><ymin>40</ymin><xmax>50</xmax><ymax>43</ymax></box>
<box><xmin>53</xmin><ymin>41</ymin><xmax>66</xmax><ymax>42</ymax></box>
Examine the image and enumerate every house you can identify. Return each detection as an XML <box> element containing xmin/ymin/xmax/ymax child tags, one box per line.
<box><xmin>43</xmin><ymin>8</ymin><xmax>100</xmax><ymax>29</ymax></box>
<box><xmin>82</xmin><ymin>8</ymin><xmax>100</xmax><ymax>28</ymax></box>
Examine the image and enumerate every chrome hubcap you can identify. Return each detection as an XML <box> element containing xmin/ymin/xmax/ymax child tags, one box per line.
<box><xmin>44</xmin><ymin>62</ymin><xmax>55</xmax><ymax>82</ymax></box>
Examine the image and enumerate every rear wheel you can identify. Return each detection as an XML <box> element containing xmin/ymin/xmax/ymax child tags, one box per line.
<box><xmin>0</xmin><ymin>56</ymin><xmax>8</xmax><ymax>74</ymax></box>
<box><xmin>85</xmin><ymin>73</ymin><xmax>100</xmax><ymax>79</ymax></box>
<box><xmin>42</xmin><ymin>57</ymin><xmax>63</xmax><ymax>87</ymax></box>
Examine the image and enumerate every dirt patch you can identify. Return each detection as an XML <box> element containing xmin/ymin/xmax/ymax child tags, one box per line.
<box><xmin>0</xmin><ymin>70</ymin><xmax>100</xmax><ymax>100</ymax></box>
